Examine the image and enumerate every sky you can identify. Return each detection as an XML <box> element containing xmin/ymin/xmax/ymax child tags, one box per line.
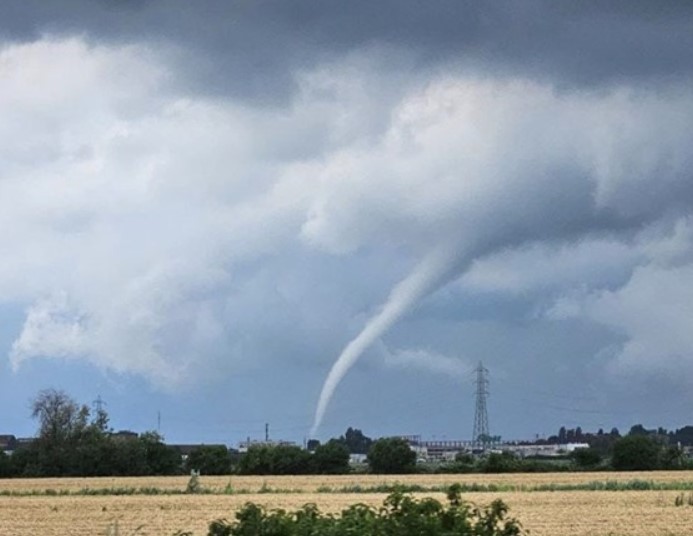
<box><xmin>1</xmin><ymin>1</ymin><xmax>693</xmax><ymax>446</ymax></box>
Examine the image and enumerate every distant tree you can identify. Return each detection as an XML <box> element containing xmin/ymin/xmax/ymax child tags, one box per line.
<box><xmin>671</xmin><ymin>426</ymin><xmax>693</xmax><ymax>446</ymax></box>
<box><xmin>628</xmin><ymin>424</ymin><xmax>650</xmax><ymax>436</ymax></box>
<box><xmin>70</xmin><ymin>425</ymin><xmax>114</xmax><ymax>476</ymax></box>
<box><xmin>312</xmin><ymin>440</ymin><xmax>350</xmax><ymax>474</ymax></box>
<box><xmin>445</xmin><ymin>452</ymin><xmax>476</xmax><ymax>473</ymax></box>
<box><xmin>611</xmin><ymin>435</ymin><xmax>660</xmax><ymax>470</ymax></box>
<box><xmin>238</xmin><ymin>444</ymin><xmax>312</xmax><ymax>475</ymax></box>
<box><xmin>30</xmin><ymin>389</ymin><xmax>91</xmax><ymax>475</ymax></box>
<box><xmin>454</xmin><ymin>452</ymin><xmax>475</xmax><ymax>465</ymax></box>
<box><xmin>139</xmin><ymin>431</ymin><xmax>182</xmax><ymax>475</ymax></box>
<box><xmin>306</xmin><ymin>439</ymin><xmax>321</xmax><ymax>451</ymax></box>
<box><xmin>558</xmin><ymin>427</ymin><xmax>567</xmax><ymax>443</ymax></box>
<box><xmin>109</xmin><ymin>436</ymin><xmax>149</xmax><ymax>476</ymax></box>
<box><xmin>270</xmin><ymin>445</ymin><xmax>312</xmax><ymax>475</ymax></box>
<box><xmin>609</xmin><ymin>427</ymin><xmax>620</xmax><ymax>437</ymax></box>
<box><xmin>341</xmin><ymin>428</ymin><xmax>373</xmax><ymax>455</ymax></box>
<box><xmin>184</xmin><ymin>445</ymin><xmax>232</xmax><ymax>475</ymax></box>
<box><xmin>239</xmin><ymin>445</ymin><xmax>273</xmax><ymax>475</ymax></box>
<box><xmin>367</xmin><ymin>438</ymin><xmax>416</xmax><ymax>474</ymax></box>
<box><xmin>586</xmin><ymin>432</ymin><xmax>619</xmax><ymax>456</ymax></box>
<box><xmin>482</xmin><ymin>452</ymin><xmax>519</xmax><ymax>473</ymax></box>
<box><xmin>0</xmin><ymin>450</ymin><xmax>10</xmax><ymax>477</ymax></box>
<box><xmin>661</xmin><ymin>445</ymin><xmax>685</xmax><ymax>469</ymax></box>
<box><xmin>571</xmin><ymin>447</ymin><xmax>602</xmax><ymax>469</ymax></box>
<box><xmin>32</xmin><ymin>389</ymin><xmax>89</xmax><ymax>444</ymax></box>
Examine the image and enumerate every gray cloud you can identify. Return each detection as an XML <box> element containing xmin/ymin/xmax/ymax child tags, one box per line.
<box><xmin>1</xmin><ymin>1</ymin><xmax>692</xmax><ymax>102</ymax></box>
<box><xmin>2</xmin><ymin>4</ymin><xmax>693</xmax><ymax>438</ymax></box>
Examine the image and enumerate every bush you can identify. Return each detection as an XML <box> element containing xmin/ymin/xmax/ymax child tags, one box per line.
<box><xmin>208</xmin><ymin>485</ymin><xmax>526</xmax><ymax>535</ymax></box>
<box><xmin>185</xmin><ymin>445</ymin><xmax>233</xmax><ymax>475</ymax></box>
<box><xmin>571</xmin><ymin>447</ymin><xmax>602</xmax><ymax>469</ymax></box>
<box><xmin>611</xmin><ymin>435</ymin><xmax>661</xmax><ymax>471</ymax></box>
<box><xmin>482</xmin><ymin>452</ymin><xmax>519</xmax><ymax>473</ymax></box>
<box><xmin>311</xmin><ymin>440</ymin><xmax>350</xmax><ymax>474</ymax></box>
<box><xmin>238</xmin><ymin>445</ymin><xmax>313</xmax><ymax>475</ymax></box>
<box><xmin>367</xmin><ymin>438</ymin><xmax>417</xmax><ymax>474</ymax></box>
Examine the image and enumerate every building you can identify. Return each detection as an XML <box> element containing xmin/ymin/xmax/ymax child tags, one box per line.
<box><xmin>500</xmin><ymin>443</ymin><xmax>590</xmax><ymax>458</ymax></box>
<box><xmin>400</xmin><ymin>436</ymin><xmax>473</xmax><ymax>462</ymax></box>
<box><xmin>237</xmin><ymin>439</ymin><xmax>297</xmax><ymax>453</ymax></box>
<box><xmin>0</xmin><ymin>434</ymin><xmax>17</xmax><ymax>455</ymax></box>
<box><xmin>110</xmin><ymin>430</ymin><xmax>139</xmax><ymax>441</ymax></box>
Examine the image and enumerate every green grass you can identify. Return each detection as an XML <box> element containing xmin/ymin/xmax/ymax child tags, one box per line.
<box><xmin>2</xmin><ymin>478</ymin><xmax>693</xmax><ymax>497</ymax></box>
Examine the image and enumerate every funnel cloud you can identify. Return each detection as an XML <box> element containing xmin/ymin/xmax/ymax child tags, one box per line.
<box><xmin>311</xmin><ymin>247</ymin><xmax>464</xmax><ymax>435</ymax></box>
<box><xmin>1</xmin><ymin>2</ymin><xmax>693</xmax><ymax>443</ymax></box>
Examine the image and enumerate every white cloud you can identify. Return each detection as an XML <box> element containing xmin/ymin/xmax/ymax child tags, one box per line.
<box><xmin>2</xmin><ymin>36</ymin><xmax>693</xmax><ymax>393</ymax></box>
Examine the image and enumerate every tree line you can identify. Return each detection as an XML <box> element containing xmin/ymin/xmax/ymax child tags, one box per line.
<box><xmin>0</xmin><ymin>389</ymin><xmax>410</xmax><ymax>477</ymax></box>
<box><xmin>1</xmin><ymin>389</ymin><xmax>691</xmax><ymax>477</ymax></box>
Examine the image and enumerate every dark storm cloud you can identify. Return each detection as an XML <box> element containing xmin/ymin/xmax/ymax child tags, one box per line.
<box><xmin>1</xmin><ymin>1</ymin><xmax>692</xmax><ymax>101</ymax></box>
<box><xmin>3</xmin><ymin>0</ymin><xmax>693</xmax><ymax>441</ymax></box>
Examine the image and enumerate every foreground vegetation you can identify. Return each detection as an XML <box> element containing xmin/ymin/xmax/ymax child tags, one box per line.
<box><xmin>203</xmin><ymin>486</ymin><xmax>526</xmax><ymax>536</ymax></box>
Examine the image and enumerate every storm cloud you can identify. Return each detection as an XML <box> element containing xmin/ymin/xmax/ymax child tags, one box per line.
<box><xmin>1</xmin><ymin>2</ymin><xmax>693</xmax><ymax>441</ymax></box>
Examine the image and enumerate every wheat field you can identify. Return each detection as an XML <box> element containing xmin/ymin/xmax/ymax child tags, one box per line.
<box><xmin>2</xmin><ymin>473</ymin><xmax>693</xmax><ymax>535</ymax></box>
<box><xmin>3</xmin><ymin>470</ymin><xmax>693</xmax><ymax>494</ymax></box>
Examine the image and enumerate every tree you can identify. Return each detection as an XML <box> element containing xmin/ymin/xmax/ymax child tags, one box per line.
<box><xmin>341</xmin><ymin>427</ymin><xmax>373</xmax><ymax>454</ymax></box>
<box><xmin>139</xmin><ymin>431</ymin><xmax>182</xmax><ymax>475</ymax></box>
<box><xmin>367</xmin><ymin>438</ymin><xmax>416</xmax><ymax>474</ymax></box>
<box><xmin>270</xmin><ymin>445</ymin><xmax>312</xmax><ymax>475</ymax></box>
<box><xmin>238</xmin><ymin>444</ymin><xmax>313</xmax><ymax>475</ymax></box>
<box><xmin>628</xmin><ymin>424</ymin><xmax>650</xmax><ymax>437</ymax></box>
<box><xmin>32</xmin><ymin>389</ymin><xmax>89</xmax><ymax>444</ymax></box>
<box><xmin>312</xmin><ymin>440</ymin><xmax>350</xmax><ymax>474</ymax></box>
<box><xmin>661</xmin><ymin>445</ymin><xmax>685</xmax><ymax>469</ymax></box>
<box><xmin>571</xmin><ymin>447</ymin><xmax>602</xmax><ymax>469</ymax></box>
<box><xmin>0</xmin><ymin>450</ymin><xmax>10</xmax><ymax>477</ymax></box>
<box><xmin>185</xmin><ymin>445</ymin><xmax>232</xmax><ymax>475</ymax></box>
<box><xmin>108</xmin><ymin>436</ymin><xmax>149</xmax><ymax>476</ymax></box>
<box><xmin>611</xmin><ymin>435</ymin><xmax>661</xmax><ymax>470</ymax></box>
<box><xmin>239</xmin><ymin>445</ymin><xmax>273</xmax><ymax>475</ymax></box>
<box><xmin>30</xmin><ymin>389</ymin><xmax>91</xmax><ymax>476</ymax></box>
<box><xmin>482</xmin><ymin>452</ymin><xmax>519</xmax><ymax>473</ymax></box>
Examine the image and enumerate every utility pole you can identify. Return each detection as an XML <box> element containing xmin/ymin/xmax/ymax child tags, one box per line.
<box><xmin>473</xmin><ymin>362</ymin><xmax>490</xmax><ymax>450</ymax></box>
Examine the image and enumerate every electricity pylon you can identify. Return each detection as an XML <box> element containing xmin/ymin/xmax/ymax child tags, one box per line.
<box><xmin>473</xmin><ymin>362</ymin><xmax>490</xmax><ymax>449</ymax></box>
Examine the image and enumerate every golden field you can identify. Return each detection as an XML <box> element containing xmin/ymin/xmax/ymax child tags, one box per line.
<box><xmin>1</xmin><ymin>473</ymin><xmax>693</xmax><ymax>535</ymax></box>
<box><xmin>3</xmin><ymin>470</ymin><xmax>693</xmax><ymax>493</ymax></box>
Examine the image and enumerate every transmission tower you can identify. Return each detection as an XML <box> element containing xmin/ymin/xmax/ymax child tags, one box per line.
<box><xmin>472</xmin><ymin>362</ymin><xmax>490</xmax><ymax>449</ymax></box>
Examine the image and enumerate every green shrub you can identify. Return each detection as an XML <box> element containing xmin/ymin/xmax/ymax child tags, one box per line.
<box><xmin>482</xmin><ymin>452</ymin><xmax>519</xmax><ymax>473</ymax></box>
<box><xmin>611</xmin><ymin>435</ymin><xmax>661</xmax><ymax>471</ymax></box>
<box><xmin>207</xmin><ymin>485</ymin><xmax>526</xmax><ymax>535</ymax></box>
<box><xmin>571</xmin><ymin>447</ymin><xmax>602</xmax><ymax>469</ymax></box>
<box><xmin>367</xmin><ymin>437</ymin><xmax>417</xmax><ymax>474</ymax></box>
